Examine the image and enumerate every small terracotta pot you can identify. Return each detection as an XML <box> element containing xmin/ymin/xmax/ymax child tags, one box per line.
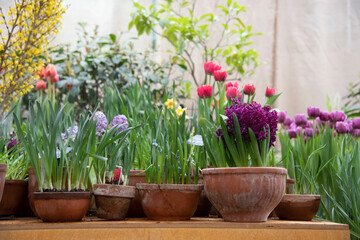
<box><xmin>274</xmin><ymin>194</ymin><xmax>321</xmax><ymax>221</ymax></box>
<box><xmin>93</xmin><ymin>184</ymin><xmax>135</xmax><ymax>220</ymax></box>
<box><xmin>137</xmin><ymin>183</ymin><xmax>203</xmax><ymax>221</ymax></box>
<box><xmin>0</xmin><ymin>179</ymin><xmax>33</xmax><ymax>216</ymax></box>
<box><xmin>28</xmin><ymin>167</ymin><xmax>39</xmax><ymax>217</ymax></box>
<box><xmin>126</xmin><ymin>170</ymin><xmax>146</xmax><ymax>217</ymax></box>
<box><xmin>0</xmin><ymin>163</ymin><xmax>6</xmax><ymax>202</ymax></box>
<box><xmin>33</xmin><ymin>191</ymin><xmax>91</xmax><ymax>222</ymax></box>
<box><xmin>286</xmin><ymin>178</ymin><xmax>295</xmax><ymax>194</ymax></box>
<box><xmin>202</xmin><ymin>167</ymin><xmax>287</xmax><ymax>222</ymax></box>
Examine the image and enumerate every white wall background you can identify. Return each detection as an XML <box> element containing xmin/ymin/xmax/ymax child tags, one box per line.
<box><xmin>1</xmin><ymin>0</ymin><xmax>359</xmax><ymax>117</ymax></box>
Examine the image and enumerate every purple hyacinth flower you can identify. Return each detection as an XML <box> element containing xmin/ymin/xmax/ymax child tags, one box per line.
<box><xmin>304</xmin><ymin>128</ymin><xmax>314</xmax><ymax>137</ymax></box>
<box><xmin>288</xmin><ymin>129</ymin><xmax>297</xmax><ymax>139</ymax></box>
<box><xmin>284</xmin><ymin>117</ymin><xmax>293</xmax><ymax>127</ymax></box>
<box><xmin>294</xmin><ymin>114</ymin><xmax>307</xmax><ymax>126</ymax></box>
<box><xmin>111</xmin><ymin>114</ymin><xmax>128</xmax><ymax>134</ymax></box>
<box><xmin>278</xmin><ymin>111</ymin><xmax>287</xmax><ymax>123</ymax></box>
<box><xmin>307</xmin><ymin>106</ymin><xmax>320</xmax><ymax>118</ymax></box>
<box><xmin>319</xmin><ymin>111</ymin><xmax>330</xmax><ymax>121</ymax></box>
<box><xmin>335</xmin><ymin>121</ymin><xmax>349</xmax><ymax>134</ymax></box>
<box><xmin>61</xmin><ymin>126</ymin><xmax>78</xmax><ymax>141</ymax></box>
<box><xmin>353</xmin><ymin>117</ymin><xmax>360</xmax><ymax>129</ymax></box>
<box><xmin>329</xmin><ymin>111</ymin><xmax>346</xmax><ymax>122</ymax></box>
<box><xmin>94</xmin><ymin>111</ymin><xmax>108</xmax><ymax>137</ymax></box>
<box><xmin>354</xmin><ymin>129</ymin><xmax>360</xmax><ymax>137</ymax></box>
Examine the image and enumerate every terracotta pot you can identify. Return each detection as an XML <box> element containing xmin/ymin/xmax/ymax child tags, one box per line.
<box><xmin>192</xmin><ymin>175</ymin><xmax>212</xmax><ymax>217</ymax></box>
<box><xmin>137</xmin><ymin>183</ymin><xmax>203</xmax><ymax>221</ymax></box>
<box><xmin>274</xmin><ymin>194</ymin><xmax>321</xmax><ymax>221</ymax></box>
<box><xmin>33</xmin><ymin>191</ymin><xmax>91</xmax><ymax>222</ymax></box>
<box><xmin>93</xmin><ymin>184</ymin><xmax>135</xmax><ymax>220</ymax></box>
<box><xmin>286</xmin><ymin>178</ymin><xmax>295</xmax><ymax>194</ymax></box>
<box><xmin>28</xmin><ymin>167</ymin><xmax>39</xmax><ymax>217</ymax></box>
<box><xmin>0</xmin><ymin>179</ymin><xmax>33</xmax><ymax>216</ymax></box>
<box><xmin>202</xmin><ymin>167</ymin><xmax>287</xmax><ymax>222</ymax></box>
<box><xmin>127</xmin><ymin>170</ymin><xmax>146</xmax><ymax>217</ymax></box>
<box><xmin>0</xmin><ymin>163</ymin><xmax>6</xmax><ymax>202</ymax></box>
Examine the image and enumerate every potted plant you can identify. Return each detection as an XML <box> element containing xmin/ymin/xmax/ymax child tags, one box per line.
<box><xmin>136</xmin><ymin>99</ymin><xmax>204</xmax><ymax>221</ymax></box>
<box><xmin>199</xmin><ymin>66</ymin><xmax>286</xmax><ymax>222</ymax></box>
<box><xmin>90</xmin><ymin>112</ymin><xmax>139</xmax><ymax>220</ymax></box>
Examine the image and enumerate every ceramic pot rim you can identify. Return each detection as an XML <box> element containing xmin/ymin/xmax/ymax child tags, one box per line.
<box><xmin>282</xmin><ymin>194</ymin><xmax>321</xmax><ymax>201</ymax></box>
<box><xmin>136</xmin><ymin>183</ymin><xmax>204</xmax><ymax>191</ymax></box>
<box><xmin>33</xmin><ymin>191</ymin><xmax>91</xmax><ymax>200</ymax></box>
<box><xmin>129</xmin><ymin>170</ymin><xmax>146</xmax><ymax>177</ymax></box>
<box><xmin>202</xmin><ymin>167</ymin><xmax>287</xmax><ymax>175</ymax></box>
<box><xmin>93</xmin><ymin>184</ymin><xmax>136</xmax><ymax>198</ymax></box>
<box><xmin>286</xmin><ymin>178</ymin><xmax>295</xmax><ymax>184</ymax></box>
<box><xmin>0</xmin><ymin>163</ymin><xmax>6</xmax><ymax>172</ymax></box>
<box><xmin>4</xmin><ymin>179</ymin><xmax>27</xmax><ymax>185</ymax></box>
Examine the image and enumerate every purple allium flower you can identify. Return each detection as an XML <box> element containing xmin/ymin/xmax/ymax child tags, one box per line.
<box><xmin>94</xmin><ymin>111</ymin><xmax>108</xmax><ymax>137</ymax></box>
<box><xmin>224</xmin><ymin>100</ymin><xmax>278</xmax><ymax>147</ymax></box>
<box><xmin>287</xmin><ymin>129</ymin><xmax>297</xmax><ymax>139</ymax></box>
<box><xmin>294</xmin><ymin>114</ymin><xmax>307</xmax><ymax>126</ymax></box>
<box><xmin>304</xmin><ymin>128</ymin><xmax>314</xmax><ymax>137</ymax></box>
<box><xmin>61</xmin><ymin>126</ymin><xmax>78</xmax><ymax>140</ymax></box>
<box><xmin>335</xmin><ymin>121</ymin><xmax>349</xmax><ymax>134</ymax></box>
<box><xmin>354</xmin><ymin>129</ymin><xmax>360</xmax><ymax>137</ymax></box>
<box><xmin>277</xmin><ymin>111</ymin><xmax>286</xmax><ymax>123</ymax></box>
<box><xmin>319</xmin><ymin>111</ymin><xmax>330</xmax><ymax>121</ymax></box>
<box><xmin>307</xmin><ymin>106</ymin><xmax>320</xmax><ymax>118</ymax></box>
<box><xmin>284</xmin><ymin>117</ymin><xmax>293</xmax><ymax>127</ymax></box>
<box><xmin>111</xmin><ymin>114</ymin><xmax>128</xmax><ymax>134</ymax></box>
<box><xmin>353</xmin><ymin>117</ymin><xmax>360</xmax><ymax>129</ymax></box>
<box><xmin>329</xmin><ymin>111</ymin><xmax>346</xmax><ymax>122</ymax></box>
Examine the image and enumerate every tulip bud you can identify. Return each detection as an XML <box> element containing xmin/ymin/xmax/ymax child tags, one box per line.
<box><xmin>304</xmin><ymin>128</ymin><xmax>314</xmax><ymax>137</ymax></box>
<box><xmin>265</xmin><ymin>86</ymin><xmax>275</xmax><ymax>97</ymax></box>
<box><xmin>354</xmin><ymin>129</ymin><xmax>360</xmax><ymax>137</ymax></box>
<box><xmin>335</xmin><ymin>121</ymin><xmax>349</xmax><ymax>134</ymax></box>
<box><xmin>213</xmin><ymin>70</ymin><xmax>227</xmax><ymax>81</ymax></box>
<box><xmin>225</xmin><ymin>81</ymin><xmax>238</xmax><ymax>91</ymax></box>
<box><xmin>243</xmin><ymin>83</ymin><xmax>256</xmax><ymax>95</ymax></box>
<box><xmin>204</xmin><ymin>61</ymin><xmax>221</xmax><ymax>75</ymax></box>
<box><xmin>197</xmin><ymin>85</ymin><xmax>213</xmax><ymax>98</ymax></box>
<box><xmin>283</xmin><ymin>117</ymin><xmax>293</xmax><ymax>127</ymax></box>
<box><xmin>51</xmin><ymin>74</ymin><xmax>59</xmax><ymax>83</ymax></box>
<box><xmin>319</xmin><ymin>111</ymin><xmax>330</xmax><ymax>121</ymax></box>
<box><xmin>35</xmin><ymin>79</ymin><xmax>47</xmax><ymax>91</ymax></box>
<box><xmin>287</xmin><ymin>129</ymin><xmax>297</xmax><ymax>139</ymax></box>
<box><xmin>329</xmin><ymin>110</ymin><xmax>346</xmax><ymax>122</ymax></box>
<box><xmin>277</xmin><ymin>111</ymin><xmax>286</xmax><ymax>123</ymax></box>
<box><xmin>226</xmin><ymin>87</ymin><xmax>239</xmax><ymax>99</ymax></box>
<box><xmin>44</xmin><ymin>64</ymin><xmax>57</xmax><ymax>79</ymax></box>
<box><xmin>307</xmin><ymin>106</ymin><xmax>320</xmax><ymax>118</ymax></box>
<box><xmin>353</xmin><ymin>117</ymin><xmax>360</xmax><ymax>129</ymax></box>
<box><xmin>294</xmin><ymin>114</ymin><xmax>307</xmax><ymax>126</ymax></box>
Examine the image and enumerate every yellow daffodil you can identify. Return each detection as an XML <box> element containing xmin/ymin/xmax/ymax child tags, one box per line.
<box><xmin>164</xmin><ymin>98</ymin><xmax>175</xmax><ymax>109</ymax></box>
<box><xmin>176</xmin><ymin>106</ymin><xmax>186</xmax><ymax>117</ymax></box>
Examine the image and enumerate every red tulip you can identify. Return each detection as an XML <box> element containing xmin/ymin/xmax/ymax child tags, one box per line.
<box><xmin>265</xmin><ymin>86</ymin><xmax>275</xmax><ymax>97</ymax></box>
<box><xmin>213</xmin><ymin>70</ymin><xmax>227</xmax><ymax>81</ymax></box>
<box><xmin>204</xmin><ymin>61</ymin><xmax>221</xmax><ymax>75</ymax></box>
<box><xmin>226</xmin><ymin>87</ymin><xmax>239</xmax><ymax>98</ymax></box>
<box><xmin>243</xmin><ymin>83</ymin><xmax>256</xmax><ymax>95</ymax></box>
<box><xmin>51</xmin><ymin>74</ymin><xmax>59</xmax><ymax>83</ymax></box>
<box><xmin>37</xmin><ymin>66</ymin><xmax>45</xmax><ymax>78</ymax></box>
<box><xmin>44</xmin><ymin>64</ymin><xmax>57</xmax><ymax>79</ymax></box>
<box><xmin>225</xmin><ymin>81</ymin><xmax>238</xmax><ymax>91</ymax></box>
<box><xmin>35</xmin><ymin>79</ymin><xmax>47</xmax><ymax>91</ymax></box>
<box><xmin>197</xmin><ymin>85</ymin><xmax>213</xmax><ymax>98</ymax></box>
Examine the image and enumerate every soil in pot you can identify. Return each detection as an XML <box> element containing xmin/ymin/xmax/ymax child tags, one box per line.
<box><xmin>202</xmin><ymin>167</ymin><xmax>287</xmax><ymax>222</ymax></box>
<box><xmin>93</xmin><ymin>184</ymin><xmax>135</xmax><ymax>220</ymax></box>
<box><xmin>33</xmin><ymin>191</ymin><xmax>91</xmax><ymax>222</ymax></box>
<box><xmin>137</xmin><ymin>183</ymin><xmax>203</xmax><ymax>221</ymax></box>
<box><xmin>0</xmin><ymin>179</ymin><xmax>33</xmax><ymax>217</ymax></box>
<box><xmin>0</xmin><ymin>164</ymin><xmax>6</xmax><ymax>202</ymax></box>
<box><xmin>127</xmin><ymin>170</ymin><xmax>146</xmax><ymax>217</ymax></box>
<box><xmin>274</xmin><ymin>194</ymin><xmax>321</xmax><ymax>221</ymax></box>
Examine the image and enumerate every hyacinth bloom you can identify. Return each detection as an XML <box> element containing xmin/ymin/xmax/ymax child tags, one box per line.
<box><xmin>197</xmin><ymin>85</ymin><xmax>213</xmax><ymax>98</ymax></box>
<box><xmin>226</xmin><ymin>87</ymin><xmax>240</xmax><ymax>99</ymax></box>
<box><xmin>204</xmin><ymin>61</ymin><xmax>221</xmax><ymax>75</ymax></box>
<box><xmin>307</xmin><ymin>106</ymin><xmax>320</xmax><ymax>118</ymax></box>
<box><xmin>335</xmin><ymin>121</ymin><xmax>349</xmax><ymax>134</ymax></box>
<box><xmin>353</xmin><ymin>117</ymin><xmax>360</xmax><ymax>129</ymax></box>
<box><xmin>294</xmin><ymin>114</ymin><xmax>307</xmax><ymax>126</ymax></box>
<box><xmin>35</xmin><ymin>80</ymin><xmax>47</xmax><ymax>91</ymax></box>
<box><xmin>265</xmin><ymin>87</ymin><xmax>275</xmax><ymax>97</ymax></box>
<box><xmin>304</xmin><ymin>128</ymin><xmax>314</xmax><ymax>137</ymax></box>
<box><xmin>225</xmin><ymin>81</ymin><xmax>238</xmax><ymax>91</ymax></box>
<box><xmin>44</xmin><ymin>64</ymin><xmax>57</xmax><ymax>79</ymax></box>
<box><xmin>329</xmin><ymin>110</ymin><xmax>346</xmax><ymax>122</ymax></box>
<box><xmin>113</xmin><ymin>168</ymin><xmax>121</xmax><ymax>182</ymax></box>
<box><xmin>213</xmin><ymin>70</ymin><xmax>227</xmax><ymax>81</ymax></box>
<box><xmin>61</xmin><ymin>126</ymin><xmax>79</xmax><ymax>141</ymax></box>
<box><xmin>243</xmin><ymin>83</ymin><xmax>256</xmax><ymax>95</ymax></box>
<box><xmin>277</xmin><ymin>111</ymin><xmax>286</xmax><ymax>123</ymax></box>
<box><xmin>111</xmin><ymin>115</ymin><xmax>128</xmax><ymax>133</ymax></box>
<box><xmin>319</xmin><ymin>111</ymin><xmax>330</xmax><ymax>121</ymax></box>
<box><xmin>94</xmin><ymin>111</ymin><xmax>108</xmax><ymax>137</ymax></box>
<box><xmin>51</xmin><ymin>74</ymin><xmax>59</xmax><ymax>83</ymax></box>
<box><xmin>164</xmin><ymin>98</ymin><xmax>174</xmax><ymax>109</ymax></box>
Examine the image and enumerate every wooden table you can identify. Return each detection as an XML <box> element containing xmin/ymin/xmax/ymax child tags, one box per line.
<box><xmin>0</xmin><ymin>217</ymin><xmax>350</xmax><ymax>240</ymax></box>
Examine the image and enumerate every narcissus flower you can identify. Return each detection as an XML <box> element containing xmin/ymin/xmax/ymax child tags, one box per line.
<box><xmin>213</xmin><ymin>70</ymin><xmax>227</xmax><ymax>81</ymax></box>
<box><xmin>204</xmin><ymin>61</ymin><xmax>221</xmax><ymax>75</ymax></box>
<box><xmin>176</xmin><ymin>106</ymin><xmax>186</xmax><ymax>117</ymax></box>
<box><xmin>35</xmin><ymin>79</ymin><xmax>47</xmax><ymax>91</ymax></box>
<box><xmin>265</xmin><ymin>87</ymin><xmax>275</xmax><ymax>97</ymax></box>
<box><xmin>243</xmin><ymin>83</ymin><xmax>256</xmax><ymax>95</ymax></box>
<box><xmin>197</xmin><ymin>85</ymin><xmax>213</xmax><ymax>98</ymax></box>
<box><xmin>164</xmin><ymin>98</ymin><xmax>175</xmax><ymax>109</ymax></box>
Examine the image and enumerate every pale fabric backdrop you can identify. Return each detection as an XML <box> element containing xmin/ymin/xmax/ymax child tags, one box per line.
<box><xmin>1</xmin><ymin>0</ymin><xmax>359</xmax><ymax>117</ymax></box>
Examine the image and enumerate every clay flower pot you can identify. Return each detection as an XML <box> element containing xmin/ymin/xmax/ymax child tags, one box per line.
<box><xmin>0</xmin><ymin>163</ymin><xmax>6</xmax><ymax>202</ymax></box>
<box><xmin>28</xmin><ymin>167</ymin><xmax>39</xmax><ymax>217</ymax></box>
<box><xmin>0</xmin><ymin>179</ymin><xmax>33</xmax><ymax>216</ymax></box>
<box><xmin>93</xmin><ymin>184</ymin><xmax>135</xmax><ymax>220</ymax></box>
<box><xmin>192</xmin><ymin>175</ymin><xmax>212</xmax><ymax>217</ymax></box>
<box><xmin>202</xmin><ymin>167</ymin><xmax>287</xmax><ymax>222</ymax></box>
<box><xmin>126</xmin><ymin>170</ymin><xmax>146</xmax><ymax>217</ymax></box>
<box><xmin>274</xmin><ymin>194</ymin><xmax>321</xmax><ymax>221</ymax></box>
<box><xmin>286</xmin><ymin>178</ymin><xmax>295</xmax><ymax>194</ymax></box>
<box><xmin>33</xmin><ymin>191</ymin><xmax>91</xmax><ymax>222</ymax></box>
<box><xmin>137</xmin><ymin>183</ymin><xmax>203</xmax><ymax>220</ymax></box>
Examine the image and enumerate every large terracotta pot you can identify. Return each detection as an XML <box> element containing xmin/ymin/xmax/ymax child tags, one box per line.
<box><xmin>28</xmin><ymin>167</ymin><xmax>39</xmax><ymax>217</ymax></box>
<box><xmin>137</xmin><ymin>183</ymin><xmax>203</xmax><ymax>221</ymax></box>
<box><xmin>93</xmin><ymin>184</ymin><xmax>135</xmax><ymax>220</ymax></box>
<box><xmin>202</xmin><ymin>167</ymin><xmax>287</xmax><ymax>222</ymax></box>
<box><xmin>127</xmin><ymin>170</ymin><xmax>146</xmax><ymax>217</ymax></box>
<box><xmin>0</xmin><ymin>163</ymin><xmax>6</xmax><ymax>202</ymax></box>
<box><xmin>33</xmin><ymin>191</ymin><xmax>91</xmax><ymax>222</ymax></box>
<box><xmin>0</xmin><ymin>179</ymin><xmax>33</xmax><ymax>216</ymax></box>
<box><xmin>274</xmin><ymin>194</ymin><xmax>321</xmax><ymax>221</ymax></box>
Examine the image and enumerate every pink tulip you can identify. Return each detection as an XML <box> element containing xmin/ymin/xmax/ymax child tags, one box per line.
<box><xmin>243</xmin><ymin>83</ymin><xmax>256</xmax><ymax>95</ymax></box>
<box><xmin>265</xmin><ymin>86</ymin><xmax>275</xmax><ymax>97</ymax></box>
<box><xmin>226</xmin><ymin>87</ymin><xmax>239</xmax><ymax>98</ymax></box>
<box><xmin>225</xmin><ymin>81</ymin><xmax>238</xmax><ymax>91</ymax></box>
<box><xmin>51</xmin><ymin>74</ymin><xmax>59</xmax><ymax>83</ymax></box>
<box><xmin>35</xmin><ymin>80</ymin><xmax>47</xmax><ymax>91</ymax></box>
<box><xmin>204</xmin><ymin>61</ymin><xmax>221</xmax><ymax>75</ymax></box>
<box><xmin>213</xmin><ymin>70</ymin><xmax>227</xmax><ymax>82</ymax></box>
<box><xmin>197</xmin><ymin>85</ymin><xmax>213</xmax><ymax>98</ymax></box>
<box><xmin>44</xmin><ymin>64</ymin><xmax>58</xmax><ymax>79</ymax></box>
